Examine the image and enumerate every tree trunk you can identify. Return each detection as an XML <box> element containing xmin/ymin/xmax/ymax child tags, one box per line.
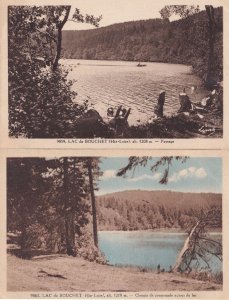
<box><xmin>20</xmin><ymin>218</ymin><xmax>27</xmax><ymax>250</ymax></box>
<box><xmin>173</xmin><ymin>221</ymin><xmax>200</xmax><ymax>272</ymax></box>
<box><xmin>87</xmin><ymin>159</ymin><xmax>98</xmax><ymax>247</ymax></box>
<box><xmin>52</xmin><ymin>27</ymin><xmax>62</xmax><ymax>71</ymax></box>
<box><xmin>63</xmin><ymin>157</ymin><xmax>75</xmax><ymax>256</ymax></box>
<box><xmin>19</xmin><ymin>195</ymin><xmax>28</xmax><ymax>250</ymax></box>
<box><xmin>52</xmin><ymin>7</ymin><xmax>71</xmax><ymax>71</ymax></box>
<box><xmin>205</xmin><ymin>5</ymin><xmax>216</xmax><ymax>88</ymax></box>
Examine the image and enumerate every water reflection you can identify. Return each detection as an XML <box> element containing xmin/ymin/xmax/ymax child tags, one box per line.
<box><xmin>98</xmin><ymin>231</ymin><xmax>222</xmax><ymax>273</ymax></box>
<box><xmin>64</xmin><ymin>59</ymin><xmax>208</xmax><ymax>125</ymax></box>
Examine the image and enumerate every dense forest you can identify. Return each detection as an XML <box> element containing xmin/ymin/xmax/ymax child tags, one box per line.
<box><xmin>7</xmin><ymin>157</ymin><xmax>105</xmax><ymax>262</ymax></box>
<box><xmin>62</xmin><ymin>7</ymin><xmax>223</xmax><ymax>81</ymax></box>
<box><xmin>96</xmin><ymin>190</ymin><xmax>222</xmax><ymax>231</ymax></box>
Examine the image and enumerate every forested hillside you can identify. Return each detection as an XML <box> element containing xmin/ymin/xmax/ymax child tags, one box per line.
<box><xmin>96</xmin><ymin>190</ymin><xmax>222</xmax><ymax>231</ymax></box>
<box><xmin>62</xmin><ymin>7</ymin><xmax>223</xmax><ymax>81</ymax></box>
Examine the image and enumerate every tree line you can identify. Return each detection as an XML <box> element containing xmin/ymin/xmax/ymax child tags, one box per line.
<box><xmin>110</xmin><ymin>156</ymin><xmax>222</xmax><ymax>273</ymax></box>
<box><xmin>62</xmin><ymin>6</ymin><xmax>223</xmax><ymax>83</ymax></box>
<box><xmin>96</xmin><ymin>190</ymin><xmax>222</xmax><ymax>231</ymax></box>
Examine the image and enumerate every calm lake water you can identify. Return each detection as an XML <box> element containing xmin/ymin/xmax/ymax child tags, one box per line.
<box><xmin>98</xmin><ymin>231</ymin><xmax>222</xmax><ymax>273</ymax></box>
<box><xmin>64</xmin><ymin>59</ymin><xmax>207</xmax><ymax>125</ymax></box>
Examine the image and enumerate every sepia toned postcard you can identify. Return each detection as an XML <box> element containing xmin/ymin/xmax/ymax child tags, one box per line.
<box><xmin>0</xmin><ymin>0</ymin><xmax>228</xmax><ymax>149</ymax></box>
<box><xmin>0</xmin><ymin>0</ymin><xmax>229</xmax><ymax>298</ymax></box>
<box><xmin>0</xmin><ymin>149</ymin><xmax>229</xmax><ymax>299</ymax></box>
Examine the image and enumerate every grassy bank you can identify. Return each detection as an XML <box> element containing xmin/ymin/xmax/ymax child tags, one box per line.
<box><xmin>7</xmin><ymin>254</ymin><xmax>222</xmax><ymax>292</ymax></box>
<box><xmin>124</xmin><ymin>111</ymin><xmax>223</xmax><ymax>139</ymax></box>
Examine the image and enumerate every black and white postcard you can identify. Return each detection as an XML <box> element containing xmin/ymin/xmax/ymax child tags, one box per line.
<box><xmin>0</xmin><ymin>0</ymin><xmax>228</xmax><ymax>148</ymax></box>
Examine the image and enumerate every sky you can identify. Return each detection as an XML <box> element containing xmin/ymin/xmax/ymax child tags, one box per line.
<box><xmin>64</xmin><ymin>0</ymin><xmax>221</xmax><ymax>31</ymax></box>
<box><xmin>96</xmin><ymin>157</ymin><xmax>222</xmax><ymax>195</ymax></box>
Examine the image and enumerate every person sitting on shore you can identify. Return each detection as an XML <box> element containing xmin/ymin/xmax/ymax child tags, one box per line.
<box><xmin>178</xmin><ymin>90</ymin><xmax>193</xmax><ymax>113</ymax></box>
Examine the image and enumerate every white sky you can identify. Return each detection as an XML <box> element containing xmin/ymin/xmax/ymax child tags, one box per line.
<box><xmin>63</xmin><ymin>0</ymin><xmax>222</xmax><ymax>31</ymax></box>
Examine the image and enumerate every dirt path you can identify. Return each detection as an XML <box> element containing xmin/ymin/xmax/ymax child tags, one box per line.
<box><xmin>7</xmin><ymin>254</ymin><xmax>222</xmax><ymax>292</ymax></box>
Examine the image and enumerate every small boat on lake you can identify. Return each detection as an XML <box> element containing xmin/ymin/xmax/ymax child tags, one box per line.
<box><xmin>137</xmin><ymin>62</ymin><xmax>146</xmax><ymax>67</ymax></box>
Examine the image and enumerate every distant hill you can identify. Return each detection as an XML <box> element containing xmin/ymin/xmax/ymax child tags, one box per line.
<box><xmin>62</xmin><ymin>7</ymin><xmax>223</xmax><ymax>81</ymax></box>
<box><xmin>96</xmin><ymin>190</ymin><xmax>222</xmax><ymax>231</ymax></box>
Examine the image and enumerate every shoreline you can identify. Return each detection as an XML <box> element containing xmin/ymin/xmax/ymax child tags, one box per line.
<box><xmin>98</xmin><ymin>229</ymin><xmax>222</xmax><ymax>234</ymax></box>
<box><xmin>64</xmin><ymin>59</ymin><xmax>222</xmax><ymax>138</ymax></box>
<box><xmin>61</xmin><ymin>57</ymin><xmax>193</xmax><ymax>68</ymax></box>
<box><xmin>7</xmin><ymin>254</ymin><xmax>222</xmax><ymax>292</ymax></box>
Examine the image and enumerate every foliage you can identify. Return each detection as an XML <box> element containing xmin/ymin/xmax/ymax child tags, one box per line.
<box><xmin>117</xmin><ymin>156</ymin><xmax>188</xmax><ymax>184</ymax></box>
<box><xmin>7</xmin><ymin>158</ymin><xmax>49</xmax><ymax>248</ymax></box>
<box><xmin>71</xmin><ymin>8</ymin><xmax>102</xmax><ymax>27</ymax></box>
<box><xmin>8</xmin><ymin>5</ymin><xmax>101</xmax><ymax>71</ymax></box>
<box><xmin>7</xmin><ymin>157</ymin><xmax>103</xmax><ymax>261</ymax></box>
<box><xmin>125</xmin><ymin>112</ymin><xmax>223</xmax><ymax>139</ymax></box>
<box><xmin>160</xmin><ymin>5</ymin><xmax>221</xmax><ymax>87</ymax></box>
<box><xmin>173</xmin><ymin>206</ymin><xmax>222</xmax><ymax>273</ymax></box>
<box><xmin>159</xmin><ymin>5</ymin><xmax>200</xmax><ymax>20</ymax></box>
<box><xmin>75</xmin><ymin>226</ymin><xmax>106</xmax><ymax>263</ymax></box>
<box><xmin>8</xmin><ymin>6</ymin><xmax>101</xmax><ymax>138</ymax></box>
<box><xmin>62</xmin><ymin>7</ymin><xmax>223</xmax><ymax>82</ymax></box>
<box><xmin>96</xmin><ymin>190</ymin><xmax>222</xmax><ymax>231</ymax></box>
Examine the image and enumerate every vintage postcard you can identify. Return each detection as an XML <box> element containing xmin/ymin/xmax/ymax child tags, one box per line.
<box><xmin>0</xmin><ymin>0</ymin><xmax>229</xmax><ymax>298</ymax></box>
<box><xmin>0</xmin><ymin>149</ymin><xmax>228</xmax><ymax>299</ymax></box>
<box><xmin>0</xmin><ymin>0</ymin><xmax>228</xmax><ymax>148</ymax></box>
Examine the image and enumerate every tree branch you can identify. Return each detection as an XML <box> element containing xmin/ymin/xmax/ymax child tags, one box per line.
<box><xmin>199</xmin><ymin>236</ymin><xmax>222</xmax><ymax>247</ymax></box>
<box><xmin>35</xmin><ymin>28</ymin><xmax>57</xmax><ymax>44</ymax></box>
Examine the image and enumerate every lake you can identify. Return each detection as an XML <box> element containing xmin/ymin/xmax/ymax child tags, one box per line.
<box><xmin>64</xmin><ymin>59</ymin><xmax>207</xmax><ymax>125</ymax></box>
<box><xmin>98</xmin><ymin>231</ymin><xmax>222</xmax><ymax>273</ymax></box>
